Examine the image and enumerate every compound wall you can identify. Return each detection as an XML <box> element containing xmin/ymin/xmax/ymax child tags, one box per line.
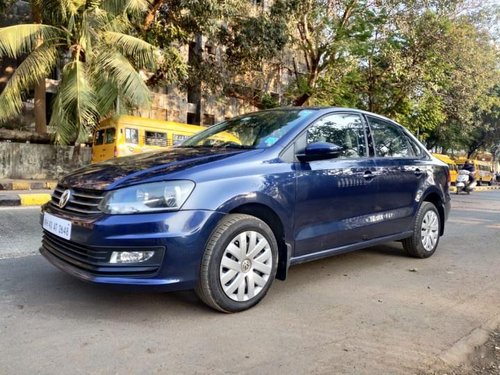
<box><xmin>0</xmin><ymin>143</ymin><xmax>91</xmax><ymax>180</ymax></box>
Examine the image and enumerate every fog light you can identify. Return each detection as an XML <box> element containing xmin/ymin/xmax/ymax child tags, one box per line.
<box><xmin>109</xmin><ymin>251</ymin><xmax>155</xmax><ymax>264</ymax></box>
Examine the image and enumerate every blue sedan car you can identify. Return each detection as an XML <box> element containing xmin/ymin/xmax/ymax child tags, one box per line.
<box><xmin>40</xmin><ymin>108</ymin><xmax>451</xmax><ymax>312</ymax></box>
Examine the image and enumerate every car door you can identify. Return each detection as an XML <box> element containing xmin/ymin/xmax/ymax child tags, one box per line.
<box><xmin>293</xmin><ymin>112</ymin><xmax>379</xmax><ymax>257</ymax></box>
<box><xmin>366</xmin><ymin>116</ymin><xmax>427</xmax><ymax>237</ymax></box>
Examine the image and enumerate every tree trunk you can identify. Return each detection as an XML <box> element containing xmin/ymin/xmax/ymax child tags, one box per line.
<box><xmin>34</xmin><ymin>78</ymin><xmax>47</xmax><ymax>134</ymax></box>
<box><xmin>293</xmin><ymin>93</ymin><xmax>311</xmax><ymax>106</ymax></box>
<box><xmin>143</xmin><ymin>0</ymin><xmax>165</xmax><ymax>31</ymax></box>
<box><xmin>32</xmin><ymin>1</ymin><xmax>47</xmax><ymax>134</ymax></box>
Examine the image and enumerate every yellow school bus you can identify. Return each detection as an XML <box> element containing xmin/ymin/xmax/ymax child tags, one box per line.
<box><xmin>92</xmin><ymin>116</ymin><xmax>205</xmax><ymax>163</ymax></box>
<box><xmin>432</xmin><ymin>154</ymin><xmax>458</xmax><ymax>185</ymax></box>
<box><xmin>456</xmin><ymin>157</ymin><xmax>494</xmax><ymax>186</ymax></box>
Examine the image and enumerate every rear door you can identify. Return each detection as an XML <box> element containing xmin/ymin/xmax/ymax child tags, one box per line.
<box><xmin>293</xmin><ymin>112</ymin><xmax>379</xmax><ymax>256</ymax></box>
<box><xmin>366</xmin><ymin>116</ymin><xmax>428</xmax><ymax>237</ymax></box>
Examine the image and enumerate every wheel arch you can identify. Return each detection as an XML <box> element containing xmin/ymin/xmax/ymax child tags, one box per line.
<box><xmin>229</xmin><ymin>203</ymin><xmax>290</xmax><ymax>281</ymax></box>
<box><xmin>421</xmin><ymin>191</ymin><xmax>445</xmax><ymax>236</ymax></box>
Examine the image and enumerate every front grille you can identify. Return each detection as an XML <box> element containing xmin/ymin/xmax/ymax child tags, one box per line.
<box><xmin>42</xmin><ymin>231</ymin><xmax>163</xmax><ymax>276</ymax></box>
<box><xmin>42</xmin><ymin>231</ymin><xmax>110</xmax><ymax>267</ymax></box>
<box><xmin>51</xmin><ymin>184</ymin><xmax>105</xmax><ymax>215</ymax></box>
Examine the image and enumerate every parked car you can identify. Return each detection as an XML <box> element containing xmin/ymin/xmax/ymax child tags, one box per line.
<box><xmin>40</xmin><ymin>108</ymin><xmax>451</xmax><ymax>312</ymax></box>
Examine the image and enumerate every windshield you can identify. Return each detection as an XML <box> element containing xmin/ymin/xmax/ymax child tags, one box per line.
<box><xmin>180</xmin><ymin>109</ymin><xmax>316</xmax><ymax>149</ymax></box>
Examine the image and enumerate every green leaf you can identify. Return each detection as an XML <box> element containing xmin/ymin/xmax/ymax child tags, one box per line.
<box><xmin>101</xmin><ymin>0</ymin><xmax>149</xmax><ymax>15</ymax></box>
<box><xmin>0</xmin><ymin>24</ymin><xmax>62</xmax><ymax>59</ymax></box>
<box><xmin>49</xmin><ymin>60</ymin><xmax>99</xmax><ymax>144</ymax></box>
<box><xmin>102</xmin><ymin>31</ymin><xmax>157</xmax><ymax>69</ymax></box>
<box><xmin>95</xmin><ymin>50</ymin><xmax>152</xmax><ymax>108</ymax></box>
<box><xmin>0</xmin><ymin>43</ymin><xmax>58</xmax><ymax>119</ymax></box>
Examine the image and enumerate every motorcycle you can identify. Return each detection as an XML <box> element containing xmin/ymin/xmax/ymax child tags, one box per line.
<box><xmin>456</xmin><ymin>169</ymin><xmax>476</xmax><ymax>194</ymax></box>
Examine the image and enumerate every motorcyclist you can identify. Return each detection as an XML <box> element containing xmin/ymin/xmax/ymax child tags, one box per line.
<box><xmin>463</xmin><ymin>160</ymin><xmax>476</xmax><ymax>183</ymax></box>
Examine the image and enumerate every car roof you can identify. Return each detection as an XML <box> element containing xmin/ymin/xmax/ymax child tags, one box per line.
<box><xmin>259</xmin><ymin>106</ymin><xmax>401</xmax><ymax>125</ymax></box>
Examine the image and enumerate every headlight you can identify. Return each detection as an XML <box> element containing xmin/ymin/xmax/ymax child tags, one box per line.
<box><xmin>98</xmin><ymin>181</ymin><xmax>195</xmax><ymax>214</ymax></box>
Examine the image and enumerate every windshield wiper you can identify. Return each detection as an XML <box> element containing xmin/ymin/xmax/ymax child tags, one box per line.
<box><xmin>212</xmin><ymin>143</ymin><xmax>255</xmax><ymax>149</ymax></box>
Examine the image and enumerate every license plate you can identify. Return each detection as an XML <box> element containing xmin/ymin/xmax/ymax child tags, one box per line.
<box><xmin>43</xmin><ymin>213</ymin><xmax>72</xmax><ymax>240</ymax></box>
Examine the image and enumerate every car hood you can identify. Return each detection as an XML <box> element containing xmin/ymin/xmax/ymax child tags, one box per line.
<box><xmin>60</xmin><ymin>147</ymin><xmax>252</xmax><ymax>190</ymax></box>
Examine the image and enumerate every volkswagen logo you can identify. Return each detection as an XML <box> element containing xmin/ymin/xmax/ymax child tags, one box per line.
<box><xmin>59</xmin><ymin>189</ymin><xmax>72</xmax><ymax>208</ymax></box>
<box><xmin>241</xmin><ymin>259</ymin><xmax>252</xmax><ymax>273</ymax></box>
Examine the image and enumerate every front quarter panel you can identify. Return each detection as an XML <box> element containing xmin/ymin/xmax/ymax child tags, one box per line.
<box><xmin>182</xmin><ymin>160</ymin><xmax>296</xmax><ymax>241</ymax></box>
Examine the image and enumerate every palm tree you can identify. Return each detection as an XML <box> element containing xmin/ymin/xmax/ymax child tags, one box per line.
<box><xmin>0</xmin><ymin>0</ymin><xmax>157</xmax><ymax>144</ymax></box>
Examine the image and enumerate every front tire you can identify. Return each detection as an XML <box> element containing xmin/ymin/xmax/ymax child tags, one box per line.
<box><xmin>403</xmin><ymin>202</ymin><xmax>441</xmax><ymax>258</ymax></box>
<box><xmin>196</xmin><ymin>214</ymin><xmax>278</xmax><ymax>313</ymax></box>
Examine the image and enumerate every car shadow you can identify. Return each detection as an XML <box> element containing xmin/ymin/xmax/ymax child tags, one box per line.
<box><xmin>1</xmin><ymin>242</ymin><xmax>412</xmax><ymax>319</ymax></box>
<box><xmin>0</xmin><ymin>256</ymin><xmax>212</xmax><ymax>321</ymax></box>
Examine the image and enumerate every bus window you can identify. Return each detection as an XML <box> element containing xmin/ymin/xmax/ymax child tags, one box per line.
<box><xmin>125</xmin><ymin>128</ymin><xmax>139</xmax><ymax>144</ymax></box>
<box><xmin>145</xmin><ymin>131</ymin><xmax>167</xmax><ymax>147</ymax></box>
<box><xmin>94</xmin><ymin>130</ymin><xmax>105</xmax><ymax>145</ymax></box>
<box><xmin>105</xmin><ymin>128</ymin><xmax>116</xmax><ymax>144</ymax></box>
<box><xmin>173</xmin><ymin>134</ymin><xmax>190</xmax><ymax>145</ymax></box>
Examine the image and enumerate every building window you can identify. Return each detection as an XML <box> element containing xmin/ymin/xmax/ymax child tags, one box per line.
<box><xmin>205</xmin><ymin>44</ymin><xmax>215</xmax><ymax>56</ymax></box>
<box><xmin>203</xmin><ymin>114</ymin><xmax>215</xmax><ymax>126</ymax></box>
<box><xmin>187</xmin><ymin>113</ymin><xmax>199</xmax><ymax>125</ymax></box>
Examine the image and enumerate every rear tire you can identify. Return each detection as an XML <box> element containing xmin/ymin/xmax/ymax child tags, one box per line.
<box><xmin>403</xmin><ymin>202</ymin><xmax>441</xmax><ymax>258</ymax></box>
<box><xmin>195</xmin><ymin>214</ymin><xmax>278</xmax><ymax>313</ymax></box>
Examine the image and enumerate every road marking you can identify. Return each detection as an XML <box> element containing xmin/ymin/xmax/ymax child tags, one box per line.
<box><xmin>448</xmin><ymin>219</ymin><xmax>484</xmax><ymax>225</ymax></box>
<box><xmin>486</xmin><ymin>224</ymin><xmax>500</xmax><ymax>229</ymax></box>
<box><xmin>0</xmin><ymin>252</ymin><xmax>40</xmax><ymax>260</ymax></box>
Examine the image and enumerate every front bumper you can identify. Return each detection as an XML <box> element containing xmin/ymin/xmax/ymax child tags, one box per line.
<box><xmin>40</xmin><ymin>206</ymin><xmax>225</xmax><ymax>291</ymax></box>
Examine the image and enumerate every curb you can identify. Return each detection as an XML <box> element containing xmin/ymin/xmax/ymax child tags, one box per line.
<box><xmin>0</xmin><ymin>181</ymin><xmax>57</xmax><ymax>191</ymax></box>
<box><xmin>437</xmin><ymin>313</ymin><xmax>500</xmax><ymax>367</ymax></box>
<box><xmin>0</xmin><ymin>193</ymin><xmax>51</xmax><ymax>207</ymax></box>
<box><xmin>0</xmin><ymin>194</ymin><xmax>21</xmax><ymax>207</ymax></box>
<box><xmin>450</xmin><ymin>185</ymin><xmax>500</xmax><ymax>193</ymax></box>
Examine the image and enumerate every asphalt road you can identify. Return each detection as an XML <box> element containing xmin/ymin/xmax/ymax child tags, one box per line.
<box><xmin>0</xmin><ymin>192</ymin><xmax>499</xmax><ymax>374</ymax></box>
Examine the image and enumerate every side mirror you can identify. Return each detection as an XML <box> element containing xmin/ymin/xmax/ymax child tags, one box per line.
<box><xmin>297</xmin><ymin>142</ymin><xmax>343</xmax><ymax>162</ymax></box>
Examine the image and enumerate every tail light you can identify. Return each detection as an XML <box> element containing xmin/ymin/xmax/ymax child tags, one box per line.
<box><xmin>446</xmin><ymin>168</ymin><xmax>451</xmax><ymax>186</ymax></box>
<box><xmin>114</xmin><ymin>146</ymin><xmax>118</xmax><ymax>158</ymax></box>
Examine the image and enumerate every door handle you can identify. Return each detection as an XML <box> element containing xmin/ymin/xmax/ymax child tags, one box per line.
<box><xmin>363</xmin><ymin>171</ymin><xmax>376</xmax><ymax>180</ymax></box>
<box><xmin>414</xmin><ymin>168</ymin><xmax>424</xmax><ymax>177</ymax></box>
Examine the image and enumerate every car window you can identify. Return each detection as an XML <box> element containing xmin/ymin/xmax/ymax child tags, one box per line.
<box><xmin>402</xmin><ymin>133</ymin><xmax>424</xmax><ymax>157</ymax></box>
<box><xmin>182</xmin><ymin>109</ymin><xmax>316</xmax><ymax>149</ymax></box>
<box><xmin>368</xmin><ymin>117</ymin><xmax>414</xmax><ymax>158</ymax></box>
<box><xmin>306</xmin><ymin>113</ymin><xmax>367</xmax><ymax>158</ymax></box>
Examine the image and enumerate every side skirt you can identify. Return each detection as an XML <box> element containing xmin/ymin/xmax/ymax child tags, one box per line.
<box><xmin>289</xmin><ymin>231</ymin><xmax>413</xmax><ymax>266</ymax></box>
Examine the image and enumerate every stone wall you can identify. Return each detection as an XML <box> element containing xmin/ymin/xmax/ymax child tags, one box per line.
<box><xmin>0</xmin><ymin>143</ymin><xmax>92</xmax><ymax>180</ymax></box>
